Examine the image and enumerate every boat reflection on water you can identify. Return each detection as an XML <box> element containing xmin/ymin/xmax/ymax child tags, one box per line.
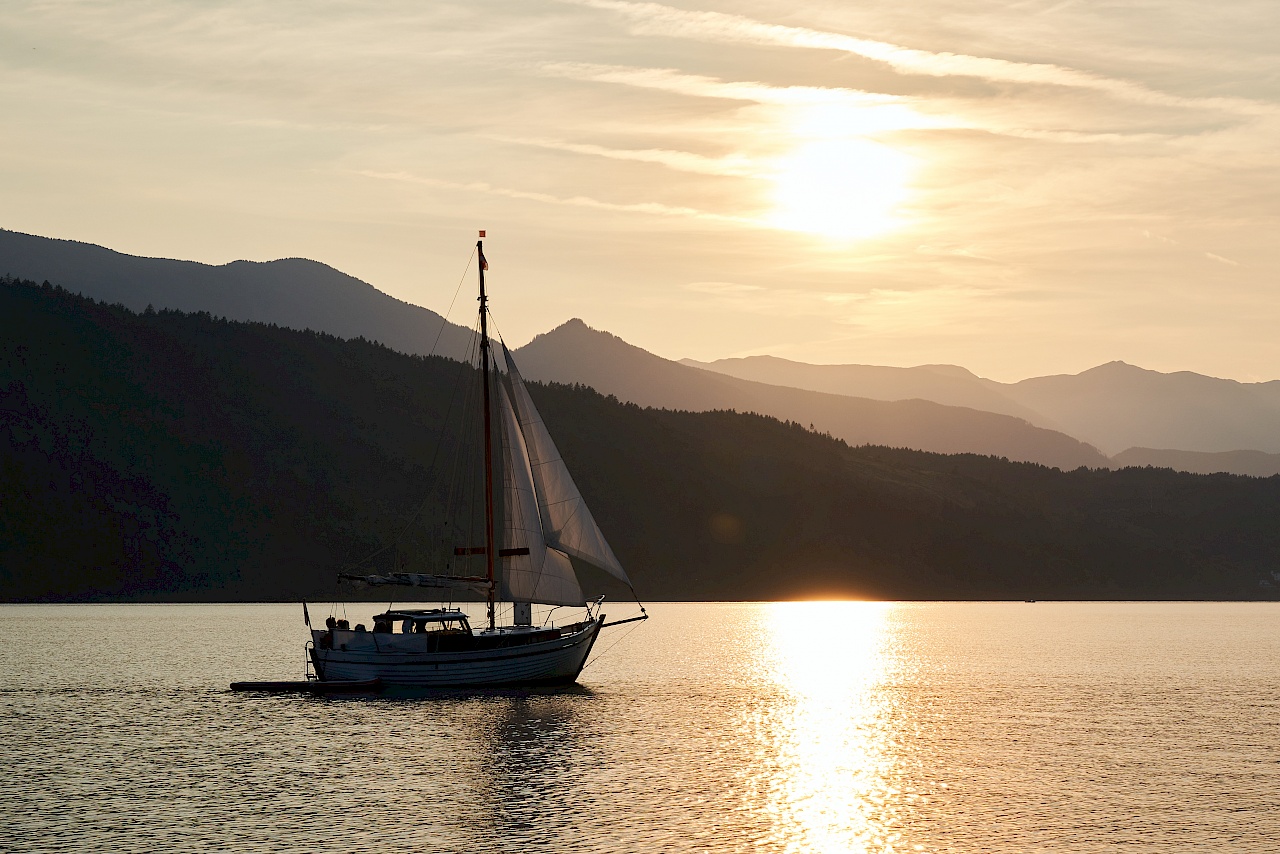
<box><xmin>479</xmin><ymin>688</ymin><xmax>597</xmax><ymax>839</ymax></box>
<box><xmin>752</xmin><ymin>602</ymin><xmax>909</xmax><ymax>854</ymax></box>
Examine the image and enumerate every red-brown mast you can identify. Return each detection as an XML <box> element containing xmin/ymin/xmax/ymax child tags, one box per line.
<box><xmin>478</xmin><ymin>233</ymin><xmax>497</xmax><ymax>632</ymax></box>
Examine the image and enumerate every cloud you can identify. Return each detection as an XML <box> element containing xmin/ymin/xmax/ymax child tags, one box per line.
<box><xmin>1142</xmin><ymin>230</ymin><xmax>1180</xmax><ymax>246</ymax></box>
<box><xmin>683</xmin><ymin>278</ymin><xmax>1002</xmax><ymax>332</ymax></box>
<box><xmin>483</xmin><ymin>134</ymin><xmax>756</xmax><ymax>176</ymax></box>
<box><xmin>539</xmin><ymin>61</ymin><xmax>956</xmax><ymax>136</ymax></box>
<box><xmin>536</xmin><ymin>62</ymin><xmax>1223</xmax><ymax>143</ymax></box>
<box><xmin>914</xmin><ymin>244</ymin><xmax>1000</xmax><ymax>263</ymax></box>
<box><xmin>541</xmin><ymin>62</ymin><xmax>896</xmax><ymax>108</ymax></box>
<box><xmin>686</xmin><ymin>281</ymin><xmax>767</xmax><ymax>295</ymax></box>
<box><xmin>357</xmin><ymin>169</ymin><xmax>754</xmax><ymax>224</ymax></box>
<box><xmin>565</xmin><ymin>0</ymin><xmax>1272</xmax><ymax>114</ymax></box>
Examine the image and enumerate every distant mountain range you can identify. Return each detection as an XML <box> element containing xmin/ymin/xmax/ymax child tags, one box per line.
<box><xmin>516</xmin><ymin>321</ymin><xmax>1107</xmax><ymax>469</ymax></box>
<box><xmin>1112</xmin><ymin>448</ymin><xmax>1280</xmax><ymax>478</ymax></box>
<box><xmin>688</xmin><ymin>355</ymin><xmax>1280</xmax><ymax>474</ymax></box>
<box><xmin>1006</xmin><ymin>362</ymin><xmax>1280</xmax><ymax>456</ymax></box>
<box><xmin>5</xmin><ymin>227</ymin><xmax>1279</xmax><ymax>476</ymax></box>
<box><xmin>681</xmin><ymin>355</ymin><xmax>1052</xmax><ymax>426</ymax></box>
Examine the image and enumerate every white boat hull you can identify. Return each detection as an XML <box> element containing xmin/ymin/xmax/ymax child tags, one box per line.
<box><xmin>309</xmin><ymin>618</ymin><xmax>604</xmax><ymax>687</ymax></box>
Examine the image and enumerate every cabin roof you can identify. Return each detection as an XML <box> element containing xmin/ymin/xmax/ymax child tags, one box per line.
<box><xmin>376</xmin><ymin>609</ymin><xmax>469</xmax><ymax>623</ymax></box>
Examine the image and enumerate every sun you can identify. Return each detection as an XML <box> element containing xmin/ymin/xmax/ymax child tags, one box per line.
<box><xmin>767</xmin><ymin>138</ymin><xmax>913</xmax><ymax>241</ymax></box>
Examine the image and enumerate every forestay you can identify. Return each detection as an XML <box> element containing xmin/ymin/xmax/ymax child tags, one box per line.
<box><xmin>500</xmin><ymin>343</ymin><xmax>632</xmax><ymax>586</ymax></box>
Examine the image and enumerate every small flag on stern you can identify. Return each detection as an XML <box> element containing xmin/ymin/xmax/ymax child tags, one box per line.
<box><xmin>478</xmin><ymin>230</ymin><xmax>486</xmax><ymax>237</ymax></box>
<box><xmin>303</xmin><ymin>602</ymin><xmax>311</xmax><ymax>627</ymax></box>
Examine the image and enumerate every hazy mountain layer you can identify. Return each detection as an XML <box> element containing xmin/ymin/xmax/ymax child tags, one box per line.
<box><xmin>688</xmin><ymin>352</ymin><xmax>1280</xmax><ymax>468</ymax></box>
<box><xmin>1005</xmin><ymin>362</ymin><xmax>1280</xmax><ymax>456</ymax></box>
<box><xmin>1114</xmin><ymin>448</ymin><xmax>1280</xmax><ymax>478</ymax></box>
<box><xmin>5</xmin><ymin>279</ymin><xmax>1280</xmax><ymax>602</ymax></box>
<box><xmin>517</xmin><ymin>320</ymin><xmax>1107</xmax><ymax>470</ymax></box>
<box><xmin>0</xmin><ymin>229</ymin><xmax>475</xmax><ymax>361</ymax></box>
<box><xmin>682</xmin><ymin>355</ymin><xmax>1050</xmax><ymax>426</ymax></box>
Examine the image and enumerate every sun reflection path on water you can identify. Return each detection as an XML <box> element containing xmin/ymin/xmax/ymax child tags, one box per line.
<box><xmin>750</xmin><ymin>601</ymin><xmax>914</xmax><ymax>854</ymax></box>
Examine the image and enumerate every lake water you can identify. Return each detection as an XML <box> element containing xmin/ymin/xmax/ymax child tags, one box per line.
<box><xmin>4</xmin><ymin>602</ymin><xmax>1279</xmax><ymax>852</ymax></box>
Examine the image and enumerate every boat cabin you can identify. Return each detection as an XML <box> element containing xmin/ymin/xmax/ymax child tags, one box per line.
<box><xmin>314</xmin><ymin>605</ymin><xmax>570</xmax><ymax>654</ymax></box>
<box><xmin>374</xmin><ymin>608</ymin><xmax>472</xmax><ymax>635</ymax></box>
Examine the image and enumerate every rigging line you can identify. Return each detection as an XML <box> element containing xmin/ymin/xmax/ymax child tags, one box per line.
<box><xmin>488</xmin><ymin>312</ymin><xmax>505</xmax><ymax>344</ymax></box>
<box><xmin>394</xmin><ymin>315</ymin><xmax>483</xmax><ymax>550</ymax></box>
<box><xmin>423</xmin><ymin>247</ymin><xmax>476</xmax><ymax>360</ymax></box>
<box><xmin>341</xmin><ymin>253</ymin><xmax>480</xmax><ymax>571</ymax></box>
<box><xmin>338</xmin><ymin>248</ymin><xmax>478</xmax><ymax>574</ymax></box>
<box><xmin>581</xmin><ymin>616</ymin><xmax>645</xmax><ymax>671</ymax></box>
<box><xmin>344</xmin><ymin>315</ymin><xmax>483</xmax><ymax>572</ymax></box>
<box><xmin>444</xmin><ymin>319</ymin><xmax>483</xmax><ymax>554</ymax></box>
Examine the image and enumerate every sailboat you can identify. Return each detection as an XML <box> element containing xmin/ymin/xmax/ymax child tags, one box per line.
<box><xmin>306</xmin><ymin>234</ymin><xmax>646</xmax><ymax>687</ymax></box>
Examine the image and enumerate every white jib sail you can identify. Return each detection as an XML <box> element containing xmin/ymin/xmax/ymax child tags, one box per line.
<box><xmin>501</xmin><ymin>343</ymin><xmax>632</xmax><ymax>586</ymax></box>
<box><xmin>497</xmin><ymin>383</ymin><xmax>584</xmax><ymax>606</ymax></box>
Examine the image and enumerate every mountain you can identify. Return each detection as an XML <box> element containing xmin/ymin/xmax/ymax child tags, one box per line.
<box><xmin>688</xmin><ymin>353</ymin><xmax>1280</xmax><ymax>472</ymax></box>
<box><xmin>1005</xmin><ymin>362</ymin><xmax>1280</xmax><ymax>456</ymax></box>
<box><xmin>681</xmin><ymin>355</ymin><xmax>1051</xmax><ymax>426</ymax></box>
<box><xmin>1113</xmin><ymin>448</ymin><xmax>1280</xmax><ymax>478</ymax></box>
<box><xmin>6</xmin><ymin>277</ymin><xmax>1280</xmax><ymax>602</ymax></box>
<box><xmin>0</xmin><ymin>229</ymin><xmax>475</xmax><ymax>361</ymax></box>
<box><xmin>515</xmin><ymin>320</ymin><xmax>1108</xmax><ymax>470</ymax></box>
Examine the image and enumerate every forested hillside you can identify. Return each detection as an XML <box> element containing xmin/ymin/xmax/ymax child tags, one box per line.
<box><xmin>4</xmin><ymin>277</ymin><xmax>1280</xmax><ymax>602</ymax></box>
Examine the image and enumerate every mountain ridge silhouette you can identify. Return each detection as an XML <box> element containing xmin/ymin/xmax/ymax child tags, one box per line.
<box><xmin>515</xmin><ymin>319</ymin><xmax>1108</xmax><ymax>469</ymax></box>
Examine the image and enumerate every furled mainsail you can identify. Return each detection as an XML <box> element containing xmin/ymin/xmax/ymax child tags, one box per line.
<box><xmin>500</xmin><ymin>343</ymin><xmax>632</xmax><ymax>586</ymax></box>
<box><xmin>497</xmin><ymin>383</ymin><xmax>585</xmax><ymax>606</ymax></box>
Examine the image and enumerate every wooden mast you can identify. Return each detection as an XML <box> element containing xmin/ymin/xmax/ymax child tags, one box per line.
<box><xmin>478</xmin><ymin>234</ymin><xmax>497</xmax><ymax>632</ymax></box>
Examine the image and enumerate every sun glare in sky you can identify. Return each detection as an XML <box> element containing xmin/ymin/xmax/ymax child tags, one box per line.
<box><xmin>767</xmin><ymin>138</ymin><xmax>914</xmax><ymax>241</ymax></box>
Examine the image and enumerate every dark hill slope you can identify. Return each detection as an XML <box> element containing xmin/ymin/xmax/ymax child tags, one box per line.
<box><xmin>516</xmin><ymin>320</ymin><xmax>1108</xmax><ymax>470</ymax></box>
<box><xmin>0</xmin><ymin>228</ymin><xmax>474</xmax><ymax>361</ymax></box>
<box><xmin>3</xmin><ymin>279</ymin><xmax>1279</xmax><ymax>601</ymax></box>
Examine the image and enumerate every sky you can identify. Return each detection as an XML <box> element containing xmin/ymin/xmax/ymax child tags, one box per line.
<box><xmin>2</xmin><ymin>0</ymin><xmax>1278</xmax><ymax>381</ymax></box>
